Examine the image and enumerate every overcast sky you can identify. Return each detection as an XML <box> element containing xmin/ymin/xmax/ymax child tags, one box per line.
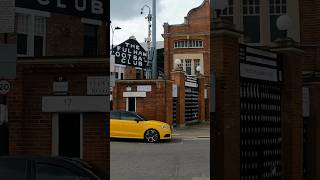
<box><xmin>110</xmin><ymin>0</ymin><xmax>204</xmax><ymax>46</ymax></box>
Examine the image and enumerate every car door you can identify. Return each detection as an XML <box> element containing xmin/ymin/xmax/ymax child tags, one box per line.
<box><xmin>0</xmin><ymin>158</ymin><xmax>30</xmax><ymax>180</ymax></box>
<box><xmin>34</xmin><ymin>161</ymin><xmax>97</xmax><ymax>180</ymax></box>
<box><xmin>110</xmin><ymin>111</ymin><xmax>122</xmax><ymax>138</ymax></box>
<box><xmin>119</xmin><ymin>112</ymin><xmax>144</xmax><ymax>138</ymax></box>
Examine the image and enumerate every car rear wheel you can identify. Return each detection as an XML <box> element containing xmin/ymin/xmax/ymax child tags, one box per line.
<box><xmin>144</xmin><ymin>129</ymin><xmax>160</xmax><ymax>143</ymax></box>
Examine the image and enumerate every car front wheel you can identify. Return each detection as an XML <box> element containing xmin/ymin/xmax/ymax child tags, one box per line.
<box><xmin>144</xmin><ymin>129</ymin><xmax>160</xmax><ymax>143</ymax></box>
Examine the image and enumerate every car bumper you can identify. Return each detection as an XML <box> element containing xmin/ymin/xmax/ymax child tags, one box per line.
<box><xmin>160</xmin><ymin>130</ymin><xmax>172</xmax><ymax>140</ymax></box>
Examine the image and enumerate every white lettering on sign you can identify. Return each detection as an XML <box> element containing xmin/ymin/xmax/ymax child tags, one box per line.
<box><xmin>75</xmin><ymin>0</ymin><xmax>86</xmax><ymax>11</ymax></box>
<box><xmin>37</xmin><ymin>0</ymin><xmax>49</xmax><ymax>5</ymax></box>
<box><xmin>112</xmin><ymin>39</ymin><xmax>148</xmax><ymax>68</ymax></box>
<box><xmin>240</xmin><ymin>63</ymin><xmax>278</xmax><ymax>82</ymax></box>
<box><xmin>123</xmin><ymin>92</ymin><xmax>146</xmax><ymax>98</ymax></box>
<box><xmin>53</xmin><ymin>81</ymin><xmax>68</xmax><ymax>94</ymax></box>
<box><xmin>92</xmin><ymin>0</ymin><xmax>103</xmax><ymax>14</ymax></box>
<box><xmin>36</xmin><ymin>0</ymin><xmax>104</xmax><ymax>15</ymax></box>
<box><xmin>0</xmin><ymin>80</ymin><xmax>10</xmax><ymax>94</ymax></box>
<box><xmin>87</xmin><ymin>76</ymin><xmax>109</xmax><ymax>95</ymax></box>
<box><xmin>185</xmin><ymin>81</ymin><xmax>198</xmax><ymax>88</ymax></box>
<box><xmin>246</xmin><ymin>47</ymin><xmax>278</xmax><ymax>59</ymax></box>
<box><xmin>137</xmin><ymin>85</ymin><xmax>152</xmax><ymax>92</ymax></box>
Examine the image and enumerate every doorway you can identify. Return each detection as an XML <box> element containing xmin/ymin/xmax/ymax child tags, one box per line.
<box><xmin>0</xmin><ymin>96</ymin><xmax>8</xmax><ymax>155</ymax></box>
<box><xmin>127</xmin><ymin>97</ymin><xmax>136</xmax><ymax>112</ymax></box>
<box><xmin>57</xmin><ymin>113</ymin><xmax>81</xmax><ymax>158</ymax></box>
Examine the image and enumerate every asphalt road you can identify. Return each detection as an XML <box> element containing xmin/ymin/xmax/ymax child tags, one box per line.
<box><xmin>110</xmin><ymin>137</ymin><xmax>210</xmax><ymax>180</ymax></box>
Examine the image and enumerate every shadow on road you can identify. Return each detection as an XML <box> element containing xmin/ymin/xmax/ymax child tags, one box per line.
<box><xmin>110</xmin><ymin>138</ymin><xmax>183</xmax><ymax>144</ymax></box>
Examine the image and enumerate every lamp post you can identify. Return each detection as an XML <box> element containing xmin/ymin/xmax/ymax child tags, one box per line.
<box><xmin>111</xmin><ymin>24</ymin><xmax>121</xmax><ymax>51</ymax></box>
<box><xmin>276</xmin><ymin>14</ymin><xmax>292</xmax><ymax>39</ymax></box>
<box><xmin>141</xmin><ymin>4</ymin><xmax>152</xmax><ymax>79</ymax></box>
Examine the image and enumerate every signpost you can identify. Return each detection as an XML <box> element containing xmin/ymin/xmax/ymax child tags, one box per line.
<box><xmin>111</xmin><ymin>39</ymin><xmax>148</xmax><ymax>68</ymax></box>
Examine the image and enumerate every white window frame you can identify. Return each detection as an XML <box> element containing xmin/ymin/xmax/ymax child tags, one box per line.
<box><xmin>174</xmin><ymin>40</ymin><xmax>203</xmax><ymax>49</ymax></box>
<box><xmin>15</xmin><ymin>8</ymin><xmax>50</xmax><ymax>57</ymax></box>
<box><xmin>185</xmin><ymin>59</ymin><xmax>192</xmax><ymax>75</ymax></box>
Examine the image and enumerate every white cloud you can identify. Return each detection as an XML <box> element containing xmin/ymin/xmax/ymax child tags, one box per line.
<box><xmin>110</xmin><ymin>0</ymin><xmax>204</xmax><ymax>45</ymax></box>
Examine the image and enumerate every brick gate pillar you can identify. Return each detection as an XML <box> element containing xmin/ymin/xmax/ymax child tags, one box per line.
<box><xmin>198</xmin><ymin>75</ymin><xmax>206</xmax><ymax>122</ymax></box>
<box><xmin>171</xmin><ymin>70</ymin><xmax>185</xmax><ymax>128</ymax></box>
<box><xmin>272</xmin><ymin>38</ymin><xmax>304</xmax><ymax>180</ymax></box>
<box><xmin>210</xmin><ymin>19</ymin><xmax>241</xmax><ymax>180</ymax></box>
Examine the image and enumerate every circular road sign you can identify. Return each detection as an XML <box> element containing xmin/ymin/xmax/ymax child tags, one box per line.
<box><xmin>0</xmin><ymin>80</ymin><xmax>10</xmax><ymax>94</ymax></box>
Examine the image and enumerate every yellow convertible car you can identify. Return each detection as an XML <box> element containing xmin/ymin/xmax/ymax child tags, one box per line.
<box><xmin>110</xmin><ymin>111</ymin><xmax>172</xmax><ymax>143</ymax></box>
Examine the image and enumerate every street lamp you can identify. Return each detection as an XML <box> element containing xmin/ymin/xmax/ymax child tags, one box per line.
<box><xmin>141</xmin><ymin>4</ymin><xmax>152</xmax><ymax>79</ymax></box>
<box><xmin>111</xmin><ymin>24</ymin><xmax>121</xmax><ymax>51</ymax></box>
<box><xmin>276</xmin><ymin>14</ymin><xmax>292</xmax><ymax>38</ymax></box>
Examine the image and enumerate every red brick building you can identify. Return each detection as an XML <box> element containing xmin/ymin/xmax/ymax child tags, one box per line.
<box><xmin>0</xmin><ymin>0</ymin><xmax>109</xmax><ymax>178</ymax></box>
<box><xmin>162</xmin><ymin>0</ymin><xmax>210</xmax><ymax>122</ymax></box>
<box><xmin>161</xmin><ymin>0</ymin><xmax>320</xmax><ymax>179</ymax></box>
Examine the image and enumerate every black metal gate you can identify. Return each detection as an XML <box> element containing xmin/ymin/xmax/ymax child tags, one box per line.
<box><xmin>240</xmin><ymin>45</ymin><xmax>282</xmax><ymax>179</ymax></box>
<box><xmin>173</xmin><ymin>97</ymin><xmax>177</xmax><ymax>126</ymax></box>
<box><xmin>185</xmin><ymin>76</ymin><xmax>199</xmax><ymax>124</ymax></box>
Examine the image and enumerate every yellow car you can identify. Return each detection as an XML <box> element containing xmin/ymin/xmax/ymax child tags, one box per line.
<box><xmin>110</xmin><ymin>111</ymin><xmax>172</xmax><ymax>143</ymax></box>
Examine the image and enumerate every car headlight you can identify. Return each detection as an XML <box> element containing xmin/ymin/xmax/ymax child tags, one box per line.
<box><xmin>160</xmin><ymin>125</ymin><xmax>170</xmax><ymax>130</ymax></box>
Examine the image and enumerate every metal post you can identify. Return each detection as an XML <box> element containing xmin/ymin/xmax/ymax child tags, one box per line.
<box><xmin>152</xmin><ymin>0</ymin><xmax>157</xmax><ymax>79</ymax></box>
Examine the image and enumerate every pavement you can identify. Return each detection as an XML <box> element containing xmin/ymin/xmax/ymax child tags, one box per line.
<box><xmin>110</xmin><ymin>121</ymin><xmax>210</xmax><ymax>180</ymax></box>
<box><xmin>172</xmin><ymin>121</ymin><xmax>210</xmax><ymax>141</ymax></box>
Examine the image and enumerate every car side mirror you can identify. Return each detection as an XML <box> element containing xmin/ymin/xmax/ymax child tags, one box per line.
<box><xmin>135</xmin><ymin>119</ymin><xmax>140</xmax><ymax>123</ymax></box>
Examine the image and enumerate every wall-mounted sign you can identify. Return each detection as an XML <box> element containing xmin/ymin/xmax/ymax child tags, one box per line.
<box><xmin>137</xmin><ymin>85</ymin><xmax>152</xmax><ymax>92</ymax></box>
<box><xmin>204</xmin><ymin>89</ymin><xmax>208</xmax><ymax>99</ymax></box>
<box><xmin>185</xmin><ymin>76</ymin><xmax>198</xmax><ymax>88</ymax></box>
<box><xmin>15</xmin><ymin>0</ymin><xmax>107</xmax><ymax>21</ymax></box>
<box><xmin>126</xmin><ymin>86</ymin><xmax>132</xmax><ymax>92</ymax></box>
<box><xmin>42</xmin><ymin>96</ymin><xmax>109</xmax><ymax>112</ymax></box>
<box><xmin>0</xmin><ymin>0</ymin><xmax>14</xmax><ymax>33</ymax></box>
<box><xmin>87</xmin><ymin>76</ymin><xmax>109</xmax><ymax>95</ymax></box>
<box><xmin>172</xmin><ymin>84</ymin><xmax>178</xmax><ymax>98</ymax></box>
<box><xmin>0</xmin><ymin>80</ymin><xmax>10</xmax><ymax>95</ymax></box>
<box><xmin>53</xmin><ymin>81</ymin><xmax>68</xmax><ymax>95</ymax></box>
<box><xmin>303</xmin><ymin>87</ymin><xmax>310</xmax><ymax>117</ymax></box>
<box><xmin>123</xmin><ymin>92</ymin><xmax>146</xmax><ymax>98</ymax></box>
<box><xmin>111</xmin><ymin>39</ymin><xmax>148</xmax><ymax>68</ymax></box>
<box><xmin>240</xmin><ymin>63</ymin><xmax>278</xmax><ymax>82</ymax></box>
<box><xmin>0</xmin><ymin>44</ymin><xmax>16</xmax><ymax>79</ymax></box>
<box><xmin>0</xmin><ymin>104</ymin><xmax>8</xmax><ymax>125</ymax></box>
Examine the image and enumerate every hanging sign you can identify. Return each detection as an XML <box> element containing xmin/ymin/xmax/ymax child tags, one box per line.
<box><xmin>111</xmin><ymin>39</ymin><xmax>148</xmax><ymax>68</ymax></box>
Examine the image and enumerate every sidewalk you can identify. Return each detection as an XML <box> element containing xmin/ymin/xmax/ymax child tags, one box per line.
<box><xmin>172</xmin><ymin>121</ymin><xmax>210</xmax><ymax>140</ymax></box>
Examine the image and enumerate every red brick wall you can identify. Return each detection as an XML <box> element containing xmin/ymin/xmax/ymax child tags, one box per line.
<box><xmin>210</xmin><ymin>29</ymin><xmax>241</xmax><ymax>180</ymax></box>
<box><xmin>299</xmin><ymin>0</ymin><xmax>320</xmax><ymax>71</ymax></box>
<box><xmin>163</xmin><ymin>0</ymin><xmax>210</xmax><ymax>80</ymax></box>
<box><xmin>47</xmin><ymin>14</ymin><xmax>106</xmax><ymax>57</ymax></box>
<box><xmin>113</xmin><ymin>80</ymin><xmax>173</xmax><ymax>124</ymax></box>
<box><xmin>7</xmin><ymin>60</ymin><xmax>109</xmax><ymax>178</ymax></box>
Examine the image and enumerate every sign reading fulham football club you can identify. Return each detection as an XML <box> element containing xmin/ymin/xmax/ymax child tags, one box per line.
<box><xmin>112</xmin><ymin>39</ymin><xmax>148</xmax><ymax>68</ymax></box>
<box><xmin>15</xmin><ymin>0</ymin><xmax>106</xmax><ymax>20</ymax></box>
